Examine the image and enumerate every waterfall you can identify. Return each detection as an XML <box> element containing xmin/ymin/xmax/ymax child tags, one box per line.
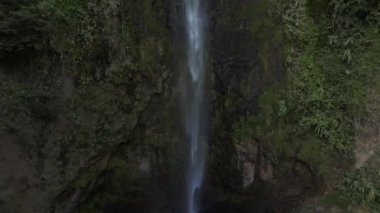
<box><xmin>183</xmin><ymin>0</ymin><xmax>208</xmax><ymax>212</ymax></box>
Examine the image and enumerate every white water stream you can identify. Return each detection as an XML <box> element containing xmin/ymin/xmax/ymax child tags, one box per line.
<box><xmin>183</xmin><ymin>0</ymin><xmax>207</xmax><ymax>212</ymax></box>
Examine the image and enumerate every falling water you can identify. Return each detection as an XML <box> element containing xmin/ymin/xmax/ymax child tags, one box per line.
<box><xmin>183</xmin><ymin>0</ymin><xmax>207</xmax><ymax>213</ymax></box>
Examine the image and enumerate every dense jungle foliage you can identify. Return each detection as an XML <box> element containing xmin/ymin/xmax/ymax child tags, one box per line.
<box><xmin>233</xmin><ymin>0</ymin><xmax>380</xmax><ymax>211</ymax></box>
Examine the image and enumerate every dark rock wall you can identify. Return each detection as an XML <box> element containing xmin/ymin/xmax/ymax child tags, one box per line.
<box><xmin>0</xmin><ymin>0</ymin><xmax>182</xmax><ymax>212</ymax></box>
<box><xmin>5</xmin><ymin>0</ymin><xmax>373</xmax><ymax>212</ymax></box>
<box><xmin>0</xmin><ymin>0</ymin><xmax>287</xmax><ymax>212</ymax></box>
<box><xmin>207</xmin><ymin>0</ymin><xmax>285</xmax><ymax>188</ymax></box>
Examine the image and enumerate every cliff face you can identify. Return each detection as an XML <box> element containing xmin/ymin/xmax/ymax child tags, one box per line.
<box><xmin>2</xmin><ymin>1</ymin><xmax>282</xmax><ymax>211</ymax></box>
<box><xmin>0</xmin><ymin>0</ymin><xmax>181</xmax><ymax>212</ymax></box>
<box><xmin>205</xmin><ymin>0</ymin><xmax>380</xmax><ymax>212</ymax></box>
<box><xmin>209</xmin><ymin>0</ymin><xmax>285</xmax><ymax>186</ymax></box>
<box><xmin>1</xmin><ymin>0</ymin><xmax>380</xmax><ymax>212</ymax></box>
<box><xmin>205</xmin><ymin>0</ymin><xmax>288</xmax><ymax>211</ymax></box>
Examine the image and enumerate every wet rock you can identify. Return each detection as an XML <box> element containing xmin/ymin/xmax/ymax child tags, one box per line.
<box><xmin>236</xmin><ymin>141</ymin><xmax>258</xmax><ymax>188</ymax></box>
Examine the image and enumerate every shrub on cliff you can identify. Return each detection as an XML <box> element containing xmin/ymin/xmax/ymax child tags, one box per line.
<box><xmin>0</xmin><ymin>0</ymin><xmax>48</xmax><ymax>64</ymax></box>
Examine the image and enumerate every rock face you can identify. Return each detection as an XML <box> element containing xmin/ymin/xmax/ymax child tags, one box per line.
<box><xmin>235</xmin><ymin>140</ymin><xmax>274</xmax><ymax>189</ymax></box>
<box><xmin>1</xmin><ymin>0</ymin><xmax>285</xmax><ymax>210</ymax></box>
<box><xmin>1</xmin><ymin>0</ymin><xmax>289</xmax><ymax>210</ymax></box>
<box><xmin>2</xmin><ymin>0</ymin><xmax>378</xmax><ymax>212</ymax></box>
<box><xmin>237</xmin><ymin>142</ymin><xmax>257</xmax><ymax>188</ymax></box>
<box><xmin>204</xmin><ymin>0</ymin><xmax>285</xmax><ymax>206</ymax></box>
<box><xmin>0</xmin><ymin>0</ymin><xmax>181</xmax><ymax>212</ymax></box>
<box><xmin>355</xmin><ymin>86</ymin><xmax>380</xmax><ymax>169</ymax></box>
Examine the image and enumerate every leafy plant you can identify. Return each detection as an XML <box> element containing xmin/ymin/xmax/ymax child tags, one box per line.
<box><xmin>0</xmin><ymin>78</ymin><xmax>56</xmax><ymax>130</ymax></box>
<box><xmin>232</xmin><ymin>0</ymin><xmax>380</xmax><ymax>179</ymax></box>
<box><xmin>338</xmin><ymin>168</ymin><xmax>380</xmax><ymax>210</ymax></box>
<box><xmin>330</xmin><ymin>0</ymin><xmax>379</xmax><ymax>30</ymax></box>
<box><xmin>0</xmin><ymin>0</ymin><xmax>47</xmax><ymax>62</ymax></box>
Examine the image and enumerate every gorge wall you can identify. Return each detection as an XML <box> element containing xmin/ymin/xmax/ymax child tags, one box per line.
<box><xmin>0</xmin><ymin>0</ymin><xmax>379</xmax><ymax>212</ymax></box>
<box><xmin>1</xmin><ymin>0</ymin><xmax>179</xmax><ymax>212</ymax></box>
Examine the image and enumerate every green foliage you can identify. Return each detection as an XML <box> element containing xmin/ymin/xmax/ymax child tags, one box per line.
<box><xmin>287</xmin><ymin>46</ymin><xmax>357</xmax><ymax>153</ymax></box>
<box><xmin>330</xmin><ymin>0</ymin><xmax>379</xmax><ymax>30</ymax></box>
<box><xmin>0</xmin><ymin>0</ymin><xmax>47</xmax><ymax>62</ymax></box>
<box><xmin>233</xmin><ymin>0</ymin><xmax>380</xmax><ymax>179</ymax></box>
<box><xmin>305</xmin><ymin>0</ymin><xmax>330</xmax><ymax>20</ymax></box>
<box><xmin>0</xmin><ymin>0</ymin><xmax>173</xmax><ymax>211</ymax></box>
<box><xmin>38</xmin><ymin>0</ymin><xmax>100</xmax><ymax>75</ymax></box>
<box><xmin>0</xmin><ymin>79</ymin><xmax>31</xmax><ymax>128</ymax></box>
<box><xmin>338</xmin><ymin>168</ymin><xmax>380</xmax><ymax>211</ymax></box>
<box><xmin>0</xmin><ymin>78</ymin><xmax>56</xmax><ymax>130</ymax></box>
<box><xmin>281</xmin><ymin>0</ymin><xmax>379</xmax><ymax>152</ymax></box>
<box><xmin>56</xmin><ymin>0</ymin><xmax>171</xmax><ymax>150</ymax></box>
<box><xmin>67</xmin><ymin>68</ymin><xmax>140</xmax><ymax>148</ymax></box>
